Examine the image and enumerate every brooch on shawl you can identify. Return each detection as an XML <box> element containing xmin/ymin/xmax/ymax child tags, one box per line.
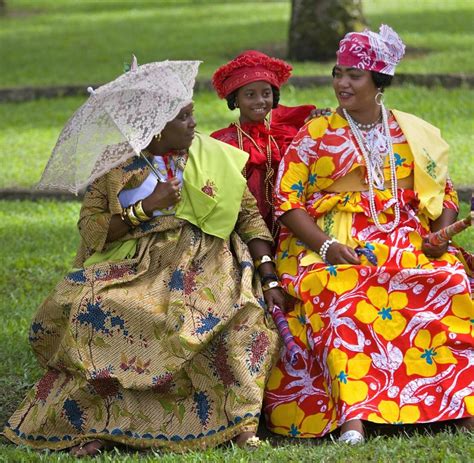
<box><xmin>201</xmin><ymin>180</ymin><xmax>217</xmax><ymax>198</ymax></box>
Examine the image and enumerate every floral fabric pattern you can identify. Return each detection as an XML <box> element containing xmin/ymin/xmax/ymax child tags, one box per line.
<box><xmin>4</xmin><ymin>157</ymin><xmax>279</xmax><ymax>452</ymax></box>
<box><xmin>264</xmin><ymin>112</ymin><xmax>473</xmax><ymax>438</ymax></box>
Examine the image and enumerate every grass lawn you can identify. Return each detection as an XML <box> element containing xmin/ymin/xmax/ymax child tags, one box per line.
<box><xmin>0</xmin><ymin>0</ymin><xmax>473</xmax><ymax>88</ymax></box>
<box><xmin>1</xmin><ymin>431</ymin><xmax>474</xmax><ymax>462</ymax></box>
<box><xmin>0</xmin><ymin>1</ymin><xmax>473</xmax><ymax>461</ymax></box>
<box><xmin>1</xmin><ymin>85</ymin><xmax>473</xmax><ymax>190</ymax></box>
<box><xmin>0</xmin><ymin>199</ymin><xmax>472</xmax><ymax>461</ymax></box>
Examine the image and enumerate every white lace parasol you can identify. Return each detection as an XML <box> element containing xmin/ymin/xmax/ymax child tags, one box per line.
<box><xmin>37</xmin><ymin>60</ymin><xmax>201</xmax><ymax>193</ymax></box>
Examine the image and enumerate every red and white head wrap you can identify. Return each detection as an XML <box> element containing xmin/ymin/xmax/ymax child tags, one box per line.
<box><xmin>336</xmin><ymin>24</ymin><xmax>405</xmax><ymax>76</ymax></box>
<box><xmin>212</xmin><ymin>50</ymin><xmax>292</xmax><ymax>99</ymax></box>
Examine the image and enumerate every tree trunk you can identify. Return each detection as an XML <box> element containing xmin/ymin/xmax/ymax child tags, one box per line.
<box><xmin>288</xmin><ymin>0</ymin><xmax>366</xmax><ymax>62</ymax></box>
<box><xmin>0</xmin><ymin>1</ymin><xmax>6</xmax><ymax>16</ymax></box>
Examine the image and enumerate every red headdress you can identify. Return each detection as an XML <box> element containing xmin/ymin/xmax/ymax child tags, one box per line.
<box><xmin>212</xmin><ymin>50</ymin><xmax>292</xmax><ymax>99</ymax></box>
<box><xmin>336</xmin><ymin>24</ymin><xmax>405</xmax><ymax>76</ymax></box>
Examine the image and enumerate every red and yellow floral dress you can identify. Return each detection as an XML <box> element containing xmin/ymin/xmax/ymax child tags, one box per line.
<box><xmin>264</xmin><ymin>111</ymin><xmax>473</xmax><ymax>438</ymax></box>
<box><xmin>211</xmin><ymin>104</ymin><xmax>314</xmax><ymax>234</ymax></box>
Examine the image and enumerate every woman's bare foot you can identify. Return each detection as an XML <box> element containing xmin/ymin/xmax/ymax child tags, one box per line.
<box><xmin>70</xmin><ymin>440</ymin><xmax>107</xmax><ymax>457</ymax></box>
<box><xmin>234</xmin><ymin>431</ymin><xmax>261</xmax><ymax>448</ymax></box>
<box><xmin>339</xmin><ymin>419</ymin><xmax>365</xmax><ymax>444</ymax></box>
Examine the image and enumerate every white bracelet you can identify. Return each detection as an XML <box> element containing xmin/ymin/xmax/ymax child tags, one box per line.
<box><xmin>319</xmin><ymin>238</ymin><xmax>339</xmax><ymax>263</ymax></box>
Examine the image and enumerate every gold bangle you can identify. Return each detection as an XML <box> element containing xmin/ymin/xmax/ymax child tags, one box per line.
<box><xmin>133</xmin><ymin>200</ymin><xmax>152</xmax><ymax>222</ymax></box>
<box><xmin>262</xmin><ymin>280</ymin><xmax>281</xmax><ymax>292</ymax></box>
<box><xmin>120</xmin><ymin>209</ymin><xmax>133</xmax><ymax>228</ymax></box>
<box><xmin>254</xmin><ymin>254</ymin><xmax>275</xmax><ymax>269</ymax></box>
<box><xmin>126</xmin><ymin>206</ymin><xmax>141</xmax><ymax>227</ymax></box>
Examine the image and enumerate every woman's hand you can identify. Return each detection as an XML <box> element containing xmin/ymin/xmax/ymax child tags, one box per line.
<box><xmin>263</xmin><ymin>287</ymin><xmax>286</xmax><ymax>312</ymax></box>
<box><xmin>142</xmin><ymin>177</ymin><xmax>181</xmax><ymax>214</ymax></box>
<box><xmin>325</xmin><ymin>243</ymin><xmax>361</xmax><ymax>265</ymax></box>
<box><xmin>422</xmin><ymin>239</ymin><xmax>449</xmax><ymax>258</ymax></box>
<box><xmin>304</xmin><ymin>107</ymin><xmax>332</xmax><ymax>123</ymax></box>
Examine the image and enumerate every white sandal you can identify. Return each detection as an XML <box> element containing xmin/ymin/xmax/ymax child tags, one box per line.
<box><xmin>338</xmin><ymin>429</ymin><xmax>365</xmax><ymax>445</ymax></box>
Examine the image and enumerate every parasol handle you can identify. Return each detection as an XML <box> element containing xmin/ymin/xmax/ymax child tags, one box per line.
<box><xmin>139</xmin><ymin>152</ymin><xmax>163</xmax><ymax>183</ymax></box>
<box><xmin>425</xmin><ymin>217</ymin><xmax>471</xmax><ymax>246</ymax></box>
<box><xmin>424</xmin><ymin>193</ymin><xmax>473</xmax><ymax>246</ymax></box>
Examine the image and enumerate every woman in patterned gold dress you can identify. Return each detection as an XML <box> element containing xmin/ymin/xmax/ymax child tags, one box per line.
<box><xmin>3</xmin><ymin>62</ymin><xmax>284</xmax><ymax>456</ymax></box>
<box><xmin>264</xmin><ymin>25</ymin><xmax>473</xmax><ymax>444</ymax></box>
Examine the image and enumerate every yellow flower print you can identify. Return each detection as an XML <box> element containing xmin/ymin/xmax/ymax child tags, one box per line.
<box><xmin>287</xmin><ymin>301</ymin><xmax>324</xmax><ymax>348</ymax></box>
<box><xmin>368</xmin><ymin>400</ymin><xmax>420</xmax><ymax>424</ymax></box>
<box><xmin>270</xmin><ymin>401</ymin><xmax>329</xmax><ymax>437</ymax></box>
<box><xmin>323</xmin><ymin>265</ymin><xmax>359</xmax><ymax>295</ymax></box>
<box><xmin>301</xmin><ymin>266</ymin><xmax>359</xmax><ymax>297</ymax></box>
<box><xmin>464</xmin><ymin>396</ymin><xmax>474</xmax><ymax>415</ymax></box>
<box><xmin>266</xmin><ymin>365</ymin><xmax>285</xmax><ymax>391</ymax></box>
<box><xmin>355</xmin><ymin>287</ymin><xmax>408</xmax><ymax>341</ymax></box>
<box><xmin>339</xmin><ymin>191</ymin><xmax>362</xmax><ymax>212</ymax></box>
<box><xmin>308</xmin><ymin>117</ymin><xmax>329</xmax><ymax>139</ymax></box>
<box><xmin>327</xmin><ymin>348</ymin><xmax>371</xmax><ymax>405</ymax></box>
<box><xmin>277</xmin><ymin>250</ymin><xmax>298</xmax><ymax>279</ymax></box>
<box><xmin>401</xmin><ymin>251</ymin><xmax>434</xmax><ymax>270</ymax></box>
<box><xmin>278</xmin><ymin>235</ymin><xmax>306</xmax><ymax>272</ymax></box>
<box><xmin>404</xmin><ymin>330</ymin><xmax>458</xmax><ymax>377</ymax></box>
<box><xmin>441</xmin><ymin>294</ymin><xmax>474</xmax><ymax>336</ymax></box>
<box><xmin>391</xmin><ymin>143</ymin><xmax>413</xmax><ymax>179</ymax></box>
<box><xmin>300</xmin><ymin>270</ymin><xmax>325</xmax><ymax>297</ymax></box>
<box><xmin>281</xmin><ymin>161</ymin><xmax>310</xmax><ymax>200</ymax></box>
<box><xmin>310</xmin><ymin>156</ymin><xmax>335</xmax><ymax>190</ymax></box>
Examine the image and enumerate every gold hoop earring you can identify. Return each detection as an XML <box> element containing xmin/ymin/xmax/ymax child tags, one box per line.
<box><xmin>375</xmin><ymin>92</ymin><xmax>384</xmax><ymax>106</ymax></box>
<box><xmin>154</xmin><ymin>133</ymin><xmax>161</xmax><ymax>141</ymax></box>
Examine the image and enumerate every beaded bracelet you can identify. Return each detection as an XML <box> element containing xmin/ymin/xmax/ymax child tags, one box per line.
<box><xmin>319</xmin><ymin>238</ymin><xmax>339</xmax><ymax>264</ymax></box>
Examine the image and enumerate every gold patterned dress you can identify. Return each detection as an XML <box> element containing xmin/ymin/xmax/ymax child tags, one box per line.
<box><xmin>3</xmin><ymin>153</ymin><xmax>279</xmax><ymax>452</ymax></box>
<box><xmin>264</xmin><ymin>111</ymin><xmax>473</xmax><ymax>438</ymax></box>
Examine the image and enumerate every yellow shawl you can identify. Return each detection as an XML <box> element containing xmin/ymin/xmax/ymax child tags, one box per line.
<box><xmin>392</xmin><ymin>109</ymin><xmax>448</xmax><ymax>220</ymax></box>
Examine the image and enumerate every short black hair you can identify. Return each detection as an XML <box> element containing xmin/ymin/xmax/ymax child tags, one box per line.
<box><xmin>225</xmin><ymin>85</ymin><xmax>280</xmax><ymax>110</ymax></box>
<box><xmin>331</xmin><ymin>66</ymin><xmax>393</xmax><ymax>92</ymax></box>
<box><xmin>371</xmin><ymin>72</ymin><xmax>393</xmax><ymax>92</ymax></box>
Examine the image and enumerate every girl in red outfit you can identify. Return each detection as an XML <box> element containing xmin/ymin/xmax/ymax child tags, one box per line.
<box><xmin>211</xmin><ymin>51</ymin><xmax>317</xmax><ymax>236</ymax></box>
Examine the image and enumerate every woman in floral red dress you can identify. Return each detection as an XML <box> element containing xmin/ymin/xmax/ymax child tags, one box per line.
<box><xmin>264</xmin><ymin>25</ymin><xmax>473</xmax><ymax>444</ymax></box>
<box><xmin>211</xmin><ymin>50</ymin><xmax>316</xmax><ymax>237</ymax></box>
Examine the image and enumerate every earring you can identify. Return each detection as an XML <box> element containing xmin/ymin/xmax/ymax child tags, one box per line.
<box><xmin>374</xmin><ymin>91</ymin><xmax>384</xmax><ymax>106</ymax></box>
<box><xmin>154</xmin><ymin>133</ymin><xmax>161</xmax><ymax>141</ymax></box>
<box><xmin>234</xmin><ymin>101</ymin><xmax>239</xmax><ymax>108</ymax></box>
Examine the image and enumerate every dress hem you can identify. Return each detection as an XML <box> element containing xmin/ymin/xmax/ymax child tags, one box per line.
<box><xmin>266</xmin><ymin>413</ymin><xmax>473</xmax><ymax>439</ymax></box>
<box><xmin>2</xmin><ymin>417</ymin><xmax>259</xmax><ymax>452</ymax></box>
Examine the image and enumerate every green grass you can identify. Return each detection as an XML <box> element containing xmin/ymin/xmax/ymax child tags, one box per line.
<box><xmin>0</xmin><ymin>1</ymin><xmax>473</xmax><ymax>460</ymax></box>
<box><xmin>1</xmin><ymin>432</ymin><xmax>474</xmax><ymax>462</ymax></box>
<box><xmin>0</xmin><ymin>199</ymin><xmax>472</xmax><ymax>460</ymax></box>
<box><xmin>1</xmin><ymin>86</ymin><xmax>472</xmax><ymax>189</ymax></box>
<box><xmin>0</xmin><ymin>0</ymin><xmax>473</xmax><ymax>88</ymax></box>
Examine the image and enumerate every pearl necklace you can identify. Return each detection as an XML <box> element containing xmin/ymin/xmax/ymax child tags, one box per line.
<box><xmin>343</xmin><ymin>105</ymin><xmax>400</xmax><ymax>233</ymax></box>
<box><xmin>354</xmin><ymin>115</ymin><xmax>382</xmax><ymax>131</ymax></box>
